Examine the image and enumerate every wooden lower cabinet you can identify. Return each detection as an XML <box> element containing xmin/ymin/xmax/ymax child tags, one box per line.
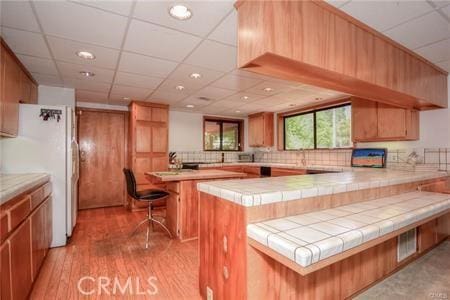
<box><xmin>31</xmin><ymin>198</ymin><xmax>51</xmax><ymax>278</ymax></box>
<box><xmin>10</xmin><ymin>219</ymin><xmax>32</xmax><ymax>300</ymax></box>
<box><xmin>0</xmin><ymin>241</ymin><xmax>12</xmax><ymax>300</ymax></box>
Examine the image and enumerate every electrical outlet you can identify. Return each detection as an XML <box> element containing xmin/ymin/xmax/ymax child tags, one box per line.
<box><xmin>206</xmin><ymin>286</ymin><xmax>213</xmax><ymax>300</ymax></box>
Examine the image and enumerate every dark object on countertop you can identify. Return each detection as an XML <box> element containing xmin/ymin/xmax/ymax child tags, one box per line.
<box><xmin>182</xmin><ymin>163</ymin><xmax>199</xmax><ymax>170</ymax></box>
<box><xmin>351</xmin><ymin>148</ymin><xmax>387</xmax><ymax>168</ymax></box>
<box><xmin>123</xmin><ymin>168</ymin><xmax>172</xmax><ymax>248</ymax></box>
<box><xmin>260</xmin><ymin>166</ymin><xmax>271</xmax><ymax>177</ymax></box>
<box><xmin>221</xmin><ymin>152</ymin><xmax>225</xmax><ymax>163</ymax></box>
<box><xmin>169</xmin><ymin>152</ymin><xmax>177</xmax><ymax>164</ymax></box>
<box><xmin>252</xmin><ymin>153</ymin><xmax>255</xmax><ymax>162</ymax></box>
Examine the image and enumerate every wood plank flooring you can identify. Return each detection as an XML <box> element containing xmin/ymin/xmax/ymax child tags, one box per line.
<box><xmin>30</xmin><ymin>207</ymin><xmax>201</xmax><ymax>299</ymax></box>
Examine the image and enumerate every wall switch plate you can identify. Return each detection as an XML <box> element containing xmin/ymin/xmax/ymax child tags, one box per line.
<box><xmin>206</xmin><ymin>286</ymin><xmax>213</xmax><ymax>300</ymax></box>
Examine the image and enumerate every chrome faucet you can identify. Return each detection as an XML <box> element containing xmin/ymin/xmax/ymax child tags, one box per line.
<box><xmin>296</xmin><ymin>150</ymin><xmax>307</xmax><ymax>167</ymax></box>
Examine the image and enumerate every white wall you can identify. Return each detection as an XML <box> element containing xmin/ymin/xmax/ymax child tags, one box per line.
<box><xmin>38</xmin><ymin>85</ymin><xmax>75</xmax><ymax>107</ymax></box>
<box><xmin>169</xmin><ymin>110</ymin><xmax>249</xmax><ymax>152</ymax></box>
<box><xmin>358</xmin><ymin>75</ymin><xmax>450</xmax><ymax>150</ymax></box>
<box><xmin>76</xmin><ymin>101</ymin><xmax>129</xmax><ymax>112</ymax></box>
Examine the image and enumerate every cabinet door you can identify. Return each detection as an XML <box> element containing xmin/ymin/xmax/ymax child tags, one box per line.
<box><xmin>10</xmin><ymin>219</ymin><xmax>32</xmax><ymax>300</ymax></box>
<box><xmin>377</xmin><ymin>103</ymin><xmax>406</xmax><ymax>139</ymax></box>
<box><xmin>31</xmin><ymin>201</ymin><xmax>46</xmax><ymax>279</ymax></box>
<box><xmin>1</xmin><ymin>50</ymin><xmax>21</xmax><ymax>136</ymax></box>
<box><xmin>152</xmin><ymin>155</ymin><xmax>168</xmax><ymax>172</ymax></box>
<box><xmin>135</xmin><ymin>106</ymin><xmax>152</xmax><ymax>121</ymax></box>
<box><xmin>30</xmin><ymin>83</ymin><xmax>38</xmax><ymax>104</ymax></box>
<box><xmin>152</xmin><ymin>126</ymin><xmax>168</xmax><ymax>153</ymax></box>
<box><xmin>405</xmin><ymin>109</ymin><xmax>419</xmax><ymax>140</ymax></box>
<box><xmin>44</xmin><ymin>197</ymin><xmax>52</xmax><ymax>251</ymax></box>
<box><xmin>0</xmin><ymin>241</ymin><xmax>12</xmax><ymax>300</ymax></box>
<box><xmin>249</xmin><ymin>115</ymin><xmax>264</xmax><ymax>146</ymax></box>
<box><xmin>135</xmin><ymin>122</ymin><xmax>152</xmax><ymax>153</ymax></box>
<box><xmin>152</xmin><ymin>107</ymin><xmax>168</xmax><ymax>122</ymax></box>
<box><xmin>418</xmin><ymin>219</ymin><xmax>437</xmax><ymax>253</ymax></box>
<box><xmin>352</xmin><ymin>98</ymin><xmax>378</xmax><ymax>141</ymax></box>
<box><xmin>134</xmin><ymin>156</ymin><xmax>152</xmax><ymax>184</ymax></box>
<box><xmin>20</xmin><ymin>70</ymin><xmax>32</xmax><ymax>103</ymax></box>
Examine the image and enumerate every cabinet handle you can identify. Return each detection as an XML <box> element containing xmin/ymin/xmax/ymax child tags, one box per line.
<box><xmin>223</xmin><ymin>266</ymin><xmax>229</xmax><ymax>280</ymax></box>
<box><xmin>223</xmin><ymin>235</ymin><xmax>228</xmax><ymax>253</ymax></box>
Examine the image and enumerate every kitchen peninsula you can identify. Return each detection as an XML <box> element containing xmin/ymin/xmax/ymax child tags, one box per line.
<box><xmin>197</xmin><ymin>169</ymin><xmax>450</xmax><ymax>299</ymax></box>
<box><xmin>148</xmin><ymin>169</ymin><xmax>246</xmax><ymax>241</ymax></box>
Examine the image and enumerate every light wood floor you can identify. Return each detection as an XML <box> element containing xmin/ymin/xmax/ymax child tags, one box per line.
<box><xmin>30</xmin><ymin>206</ymin><xmax>201</xmax><ymax>299</ymax></box>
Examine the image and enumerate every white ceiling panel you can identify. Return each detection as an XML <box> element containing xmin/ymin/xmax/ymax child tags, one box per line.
<box><xmin>208</xmin><ymin>10</ymin><xmax>237</xmax><ymax>46</ymax></box>
<box><xmin>211</xmin><ymin>74</ymin><xmax>262</xmax><ymax>91</ymax></box>
<box><xmin>33</xmin><ymin>1</ymin><xmax>128</xmax><ymax>49</ymax></box>
<box><xmin>148</xmin><ymin>90</ymin><xmax>188</xmax><ymax>104</ymax></box>
<box><xmin>114</xmin><ymin>72</ymin><xmax>164</xmax><ymax>89</ymax></box>
<box><xmin>118</xmin><ymin>52</ymin><xmax>178</xmax><ymax>77</ymax></box>
<box><xmin>220</xmin><ymin>92</ymin><xmax>268</xmax><ymax>103</ymax></box>
<box><xmin>31</xmin><ymin>73</ymin><xmax>63</xmax><ymax>87</ymax></box>
<box><xmin>47</xmin><ymin>36</ymin><xmax>120</xmax><ymax>69</ymax></box>
<box><xmin>1</xmin><ymin>27</ymin><xmax>51</xmax><ymax>58</ymax></box>
<box><xmin>203</xmin><ymin>100</ymin><xmax>239</xmax><ymax>110</ymax></box>
<box><xmin>63</xmin><ymin>78</ymin><xmax>112</xmax><ymax>93</ymax></box>
<box><xmin>57</xmin><ymin>61</ymin><xmax>115</xmax><ymax>83</ymax></box>
<box><xmin>71</xmin><ymin>0</ymin><xmax>134</xmax><ymax>16</ymax></box>
<box><xmin>168</xmin><ymin>64</ymin><xmax>225</xmax><ymax>87</ymax></box>
<box><xmin>441</xmin><ymin>4</ymin><xmax>450</xmax><ymax>18</ymax></box>
<box><xmin>124</xmin><ymin>19</ymin><xmax>201</xmax><ymax>62</ymax></box>
<box><xmin>384</xmin><ymin>11</ymin><xmax>450</xmax><ymax>49</ymax></box>
<box><xmin>244</xmin><ymin>81</ymin><xmax>295</xmax><ymax>96</ymax></box>
<box><xmin>325</xmin><ymin>0</ymin><xmax>351</xmax><ymax>9</ymax></box>
<box><xmin>177</xmin><ymin>97</ymin><xmax>213</xmax><ymax>108</ymax></box>
<box><xmin>17</xmin><ymin>55</ymin><xmax>58</xmax><ymax>75</ymax></box>
<box><xmin>339</xmin><ymin>1</ymin><xmax>433</xmax><ymax>32</ymax></box>
<box><xmin>429</xmin><ymin>1</ymin><xmax>450</xmax><ymax>8</ymax></box>
<box><xmin>436</xmin><ymin>59</ymin><xmax>450</xmax><ymax>72</ymax></box>
<box><xmin>184</xmin><ymin>40</ymin><xmax>237</xmax><ymax>72</ymax></box>
<box><xmin>133</xmin><ymin>1</ymin><xmax>233</xmax><ymax>37</ymax></box>
<box><xmin>76</xmin><ymin>89</ymin><xmax>108</xmax><ymax>102</ymax></box>
<box><xmin>1</xmin><ymin>1</ymin><xmax>40</xmax><ymax>32</ymax></box>
<box><xmin>415</xmin><ymin>38</ymin><xmax>450</xmax><ymax>63</ymax></box>
<box><xmin>157</xmin><ymin>79</ymin><xmax>200</xmax><ymax>94</ymax></box>
<box><xmin>192</xmin><ymin>86</ymin><xmax>236</xmax><ymax>101</ymax></box>
<box><xmin>110</xmin><ymin>84</ymin><xmax>152</xmax><ymax>100</ymax></box>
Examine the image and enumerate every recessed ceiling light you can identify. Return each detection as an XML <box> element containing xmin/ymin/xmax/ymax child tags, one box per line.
<box><xmin>263</xmin><ymin>87</ymin><xmax>274</xmax><ymax>92</ymax></box>
<box><xmin>241</xmin><ymin>96</ymin><xmax>249</xmax><ymax>100</ymax></box>
<box><xmin>289</xmin><ymin>104</ymin><xmax>295</xmax><ymax>107</ymax></box>
<box><xmin>186</xmin><ymin>104</ymin><xmax>194</xmax><ymax>108</ymax></box>
<box><xmin>175</xmin><ymin>85</ymin><xmax>185</xmax><ymax>91</ymax></box>
<box><xmin>169</xmin><ymin>5</ymin><xmax>192</xmax><ymax>20</ymax></box>
<box><xmin>235</xmin><ymin>110</ymin><xmax>241</xmax><ymax>113</ymax></box>
<box><xmin>76</xmin><ymin>51</ymin><xmax>95</xmax><ymax>60</ymax></box>
<box><xmin>189</xmin><ymin>73</ymin><xmax>201</xmax><ymax>79</ymax></box>
<box><xmin>79</xmin><ymin>71</ymin><xmax>95</xmax><ymax>77</ymax></box>
<box><xmin>123</xmin><ymin>97</ymin><xmax>130</xmax><ymax>101</ymax></box>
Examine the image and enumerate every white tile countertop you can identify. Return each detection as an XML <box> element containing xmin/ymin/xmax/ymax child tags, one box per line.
<box><xmin>198</xmin><ymin>162</ymin><xmax>349</xmax><ymax>172</ymax></box>
<box><xmin>247</xmin><ymin>191</ymin><xmax>450</xmax><ymax>267</ymax></box>
<box><xmin>0</xmin><ymin>173</ymin><xmax>50</xmax><ymax>205</ymax></box>
<box><xmin>197</xmin><ymin>169</ymin><xmax>448</xmax><ymax>207</ymax></box>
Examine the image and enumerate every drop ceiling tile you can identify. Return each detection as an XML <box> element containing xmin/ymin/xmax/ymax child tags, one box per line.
<box><xmin>1</xmin><ymin>27</ymin><xmax>51</xmax><ymax>58</ymax></box>
<box><xmin>430</xmin><ymin>1</ymin><xmax>450</xmax><ymax>8</ymax></box>
<box><xmin>118</xmin><ymin>52</ymin><xmax>178</xmax><ymax>77</ymax></box>
<box><xmin>384</xmin><ymin>11</ymin><xmax>450</xmax><ymax>49</ymax></box>
<box><xmin>168</xmin><ymin>64</ymin><xmax>225</xmax><ymax>87</ymax></box>
<box><xmin>436</xmin><ymin>59</ymin><xmax>450</xmax><ymax>72</ymax></box>
<box><xmin>230</xmin><ymin>69</ymin><xmax>275</xmax><ymax>81</ymax></box>
<box><xmin>211</xmin><ymin>74</ymin><xmax>262</xmax><ymax>91</ymax></box>
<box><xmin>220</xmin><ymin>92</ymin><xmax>268</xmax><ymax>103</ymax></box>
<box><xmin>157</xmin><ymin>79</ymin><xmax>200</xmax><ymax>94</ymax></box>
<box><xmin>415</xmin><ymin>38</ymin><xmax>450</xmax><ymax>63</ymax></box>
<box><xmin>340</xmin><ymin>1</ymin><xmax>433</xmax><ymax>32</ymax></box>
<box><xmin>76</xmin><ymin>89</ymin><xmax>108</xmax><ymax>102</ymax></box>
<box><xmin>47</xmin><ymin>36</ymin><xmax>120</xmax><ymax>70</ymax></box>
<box><xmin>440</xmin><ymin>4</ymin><xmax>450</xmax><ymax>18</ymax></box>
<box><xmin>253</xmin><ymin>96</ymin><xmax>292</xmax><ymax>106</ymax></box>
<box><xmin>133</xmin><ymin>1</ymin><xmax>234</xmax><ymax>37</ymax></box>
<box><xmin>325</xmin><ymin>0</ymin><xmax>351</xmax><ymax>8</ymax></box>
<box><xmin>178</xmin><ymin>97</ymin><xmax>212</xmax><ymax>108</ymax></box>
<box><xmin>1</xmin><ymin>1</ymin><xmax>40</xmax><ymax>32</ymax></box>
<box><xmin>193</xmin><ymin>86</ymin><xmax>236</xmax><ymax>101</ymax></box>
<box><xmin>108</xmin><ymin>98</ymin><xmax>131</xmax><ymax>106</ymax></box>
<box><xmin>208</xmin><ymin>10</ymin><xmax>237</xmax><ymax>46</ymax></box>
<box><xmin>184</xmin><ymin>40</ymin><xmax>237</xmax><ymax>72</ymax></box>
<box><xmin>63</xmin><ymin>78</ymin><xmax>111</xmax><ymax>93</ymax></box>
<box><xmin>71</xmin><ymin>0</ymin><xmax>133</xmax><ymax>16</ymax></box>
<box><xmin>124</xmin><ymin>19</ymin><xmax>201</xmax><ymax>62</ymax></box>
<box><xmin>147</xmin><ymin>92</ymin><xmax>184</xmax><ymax>104</ymax></box>
<box><xmin>244</xmin><ymin>81</ymin><xmax>294</xmax><ymax>96</ymax></box>
<box><xmin>203</xmin><ymin>100</ymin><xmax>239</xmax><ymax>110</ymax></box>
<box><xmin>33</xmin><ymin>1</ymin><xmax>128</xmax><ymax>48</ymax></box>
<box><xmin>17</xmin><ymin>55</ymin><xmax>58</xmax><ymax>75</ymax></box>
<box><xmin>57</xmin><ymin>61</ymin><xmax>115</xmax><ymax>83</ymax></box>
<box><xmin>114</xmin><ymin>72</ymin><xmax>163</xmax><ymax>90</ymax></box>
<box><xmin>110</xmin><ymin>85</ymin><xmax>153</xmax><ymax>100</ymax></box>
<box><xmin>31</xmin><ymin>73</ymin><xmax>63</xmax><ymax>87</ymax></box>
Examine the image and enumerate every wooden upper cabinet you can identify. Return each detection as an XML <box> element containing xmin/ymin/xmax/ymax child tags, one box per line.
<box><xmin>248</xmin><ymin>112</ymin><xmax>274</xmax><ymax>147</ymax></box>
<box><xmin>152</xmin><ymin>107</ymin><xmax>168</xmax><ymax>122</ymax></box>
<box><xmin>135</xmin><ymin>122</ymin><xmax>152</xmax><ymax>153</ymax></box>
<box><xmin>1</xmin><ymin>39</ymin><xmax>38</xmax><ymax>137</ymax></box>
<box><xmin>236</xmin><ymin>0</ymin><xmax>448</xmax><ymax>109</ymax></box>
<box><xmin>136</xmin><ymin>105</ymin><xmax>153</xmax><ymax>121</ymax></box>
<box><xmin>352</xmin><ymin>98</ymin><xmax>419</xmax><ymax>142</ymax></box>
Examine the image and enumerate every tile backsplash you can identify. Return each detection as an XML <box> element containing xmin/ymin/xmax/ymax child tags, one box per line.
<box><xmin>172</xmin><ymin>147</ymin><xmax>450</xmax><ymax>172</ymax></box>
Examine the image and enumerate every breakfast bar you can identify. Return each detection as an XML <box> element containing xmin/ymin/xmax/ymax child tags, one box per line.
<box><xmin>148</xmin><ymin>169</ymin><xmax>246</xmax><ymax>241</ymax></box>
<box><xmin>197</xmin><ymin>169</ymin><xmax>450</xmax><ymax>299</ymax></box>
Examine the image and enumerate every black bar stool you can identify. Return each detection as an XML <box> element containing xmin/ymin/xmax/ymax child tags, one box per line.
<box><xmin>123</xmin><ymin>168</ymin><xmax>172</xmax><ymax>248</ymax></box>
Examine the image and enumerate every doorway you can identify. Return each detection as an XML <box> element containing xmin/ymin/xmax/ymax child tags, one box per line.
<box><xmin>77</xmin><ymin>108</ymin><xmax>128</xmax><ymax>210</ymax></box>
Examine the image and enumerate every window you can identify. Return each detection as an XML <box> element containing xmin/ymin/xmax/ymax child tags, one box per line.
<box><xmin>204</xmin><ymin>118</ymin><xmax>243</xmax><ymax>151</ymax></box>
<box><xmin>284</xmin><ymin>104</ymin><xmax>352</xmax><ymax>150</ymax></box>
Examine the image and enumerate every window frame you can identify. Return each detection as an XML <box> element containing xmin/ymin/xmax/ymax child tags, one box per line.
<box><xmin>283</xmin><ymin>103</ymin><xmax>352</xmax><ymax>150</ymax></box>
<box><xmin>203</xmin><ymin>116</ymin><xmax>244</xmax><ymax>152</ymax></box>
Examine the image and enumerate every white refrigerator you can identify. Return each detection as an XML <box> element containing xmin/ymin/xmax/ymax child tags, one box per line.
<box><xmin>1</xmin><ymin>104</ymin><xmax>79</xmax><ymax>247</ymax></box>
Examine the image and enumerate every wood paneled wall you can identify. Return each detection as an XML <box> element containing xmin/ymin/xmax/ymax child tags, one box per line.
<box><xmin>236</xmin><ymin>0</ymin><xmax>448</xmax><ymax>109</ymax></box>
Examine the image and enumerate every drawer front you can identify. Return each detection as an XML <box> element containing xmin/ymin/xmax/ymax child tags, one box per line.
<box><xmin>9</xmin><ymin>197</ymin><xmax>31</xmax><ymax>230</ymax></box>
<box><xmin>0</xmin><ymin>213</ymin><xmax>9</xmax><ymax>242</ymax></box>
<box><xmin>30</xmin><ymin>182</ymin><xmax>52</xmax><ymax>210</ymax></box>
<box><xmin>167</xmin><ymin>182</ymin><xmax>180</xmax><ymax>194</ymax></box>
